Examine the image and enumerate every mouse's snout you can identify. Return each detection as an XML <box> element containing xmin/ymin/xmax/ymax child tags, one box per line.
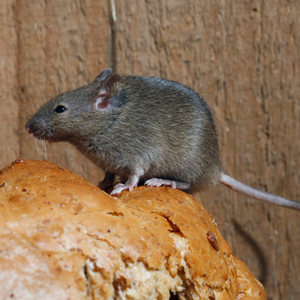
<box><xmin>25</xmin><ymin>117</ymin><xmax>51</xmax><ymax>140</ymax></box>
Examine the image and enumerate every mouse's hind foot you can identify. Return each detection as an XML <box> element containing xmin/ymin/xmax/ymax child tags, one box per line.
<box><xmin>145</xmin><ymin>178</ymin><xmax>190</xmax><ymax>190</ymax></box>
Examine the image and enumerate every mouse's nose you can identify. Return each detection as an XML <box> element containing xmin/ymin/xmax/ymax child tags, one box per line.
<box><xmin>25</xmin><ymin>120</ymin><xmax>33</xmax><ymax>133</ymax></box>
<box><xmin>24</xmin><ymin>118</ymin><xmax>50</xmax><ymax>140</ymax></box>
<box><xmin>26</xmin><ymin>125</ymin><xmax>33</xmax><ymax>134</ymax></box>
<box><xmin>25</xmin><ymin>118</ymin><xmax>37</xmax><ymax>134</ymax></box>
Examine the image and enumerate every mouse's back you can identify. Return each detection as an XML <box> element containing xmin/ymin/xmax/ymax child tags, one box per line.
<box><xmin>107</xmin><ymin>75</ymin><xmax>222</xmax><ymax>186</ymax></box>
<box><xmin>25</xmin><ymin>68</ymin><xmax>222</xmax><ymax>189</ymax></box>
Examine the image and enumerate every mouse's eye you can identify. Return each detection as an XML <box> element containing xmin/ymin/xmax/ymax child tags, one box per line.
<box><xmin>55</xmin><ymin>105</ymin><xmax>67</xmax><ymax>113</ymax></box>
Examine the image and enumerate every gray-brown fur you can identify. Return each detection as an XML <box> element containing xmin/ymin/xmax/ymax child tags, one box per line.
<box><xmin>25</xmin><ymin>68</ymin><xmax>300</xmax><ymax>210</ymax></box>
<box><xmin>26</xmin><ymin>69</ymin><xmax>221</xmax><ymax>187</ymax></box>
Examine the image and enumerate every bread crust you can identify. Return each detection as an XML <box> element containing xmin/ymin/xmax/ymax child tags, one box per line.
<box><xmin>0</xmin><ymin>159</ymin><xmax>266</xmax><ymax>300</ymax></box>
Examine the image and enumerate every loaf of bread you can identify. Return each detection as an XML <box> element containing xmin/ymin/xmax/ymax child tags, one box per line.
<box><xmin>0</xmin><ymin>159</ymin><xmax>266</xmax><ymax>300</ymax></box>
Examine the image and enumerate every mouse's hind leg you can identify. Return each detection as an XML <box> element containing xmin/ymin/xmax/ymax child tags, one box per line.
<box><xmin>145</xmin><ymin>178</ymin><xmax>190</xmax><ymax>190</ymax></box>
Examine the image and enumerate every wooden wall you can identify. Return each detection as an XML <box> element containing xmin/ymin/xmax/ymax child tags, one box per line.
<box><xmin>0</xmin><ymin>1</ymin><xmax>299</xmax><ymax>299</ymax></box>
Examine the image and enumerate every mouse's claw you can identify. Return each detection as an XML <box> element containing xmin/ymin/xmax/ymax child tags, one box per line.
<box><xmin>110</xmin><ymin>183</ymin><xmax>128</xmax><ymax>195</ymax></box>
<box><xmin>110</xmin><ymin>174</ymin><xmax>139</xmax><ymax>195</ymax></box>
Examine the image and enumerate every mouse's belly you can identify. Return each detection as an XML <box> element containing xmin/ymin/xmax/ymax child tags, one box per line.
<box><xmin>71</xmin><ymin>136</ymin><xmax>221</xmax><ymax>187</ymax></box>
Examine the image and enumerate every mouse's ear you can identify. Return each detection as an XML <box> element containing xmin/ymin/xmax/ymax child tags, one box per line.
<box><xmin>94</xmin><ymin>68</ymin><xmax>113</xmax><ymax>82</ymax></box>
<box><xmin>93</xmin><ymin>73</ymin><xmax>123</xmax><ymax>111</ymax></box>
<box><xmin>102</xmin><ymin>73</ymin><xmax>123</xmax><ymax>92</ymax></box>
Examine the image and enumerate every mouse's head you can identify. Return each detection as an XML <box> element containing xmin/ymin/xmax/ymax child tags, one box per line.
<box><xmin>25</xmin><ymin>68</ymin><xmax>124</xmax><ymax>143</ymax></box>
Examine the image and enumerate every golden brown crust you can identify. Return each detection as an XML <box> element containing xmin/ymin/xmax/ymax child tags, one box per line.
<box><xmin>0</xmin><ymin>159</ymin><xmax>266</xmax><ymax>299</ymax></box>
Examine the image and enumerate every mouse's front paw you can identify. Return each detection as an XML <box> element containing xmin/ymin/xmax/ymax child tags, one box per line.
<box><xmin>110</xmin><ymin>183</ymin><xmax>127</xmax><ymax>195</ymax></box>
<box><xmin>110</xmin><ymin>181</ymin><xmax>138</xmax><ymax>195</ymax></box>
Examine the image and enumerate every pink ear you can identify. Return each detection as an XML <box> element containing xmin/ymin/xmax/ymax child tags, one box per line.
<box><xmin>93</xmin><ymin>73</ymin><xmax>123</xmax><ymax>110</ymax></box>
<box><xmin>94</xmin><ymin>89</ymin><xmax>110</xmax><ymax>109</ymax></box>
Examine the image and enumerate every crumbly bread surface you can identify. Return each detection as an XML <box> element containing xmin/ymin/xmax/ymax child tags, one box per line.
<box><xmin>0</xmin><ymin>159</ymin><xmax>266</xmax><ymax>300</ymax></box>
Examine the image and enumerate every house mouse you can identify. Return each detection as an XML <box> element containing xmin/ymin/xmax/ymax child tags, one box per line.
<box><xmin>25</xmin><ymin>68</ymin><xmax>300</xmax><ymax>210</ymax></box>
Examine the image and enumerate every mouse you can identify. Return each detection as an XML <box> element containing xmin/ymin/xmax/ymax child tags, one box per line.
<box><xmin>25</xmin><ymin>68</ymin><xmax>300</xmax><ymax>210</ymax></box>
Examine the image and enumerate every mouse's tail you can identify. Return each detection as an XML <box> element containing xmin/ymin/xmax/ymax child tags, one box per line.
<box><xmin>220</xmin><ymin>173</ymin><xmax>300</xmax><ymax>211</ymax></box>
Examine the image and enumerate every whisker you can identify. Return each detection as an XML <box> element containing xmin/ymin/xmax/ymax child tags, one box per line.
<box><xmin>55</xmin><ymin>142</ymin><xmax>67</xmax><ymax>154</ymax></box>
<box><xmin>21</xmin><ymin>89</ymin><xmax>39</xmax><ymax>112</ymax></box>
<box><xmin>20</xmin><ymin>102</ymin><xmax>35</xmax><ymax>117</ymax></box>
<box><xmin>11</xmin><ymin>133</ymin><xmax>33</xmax><ymax>156</ymax></box>
<box><xmin>35</xmin><ymin>139</ymin><xmax>39</xmax><ymax>153</ymax></box>
<box><xmin>0</xmin><ymin>117</ymin><xmax>23</xmax><ymax>122</ymax></box>
<box><xmin>43</xmin><ymin>140</ymin><xmax>48</xmax><ymax>160</ymax></box>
